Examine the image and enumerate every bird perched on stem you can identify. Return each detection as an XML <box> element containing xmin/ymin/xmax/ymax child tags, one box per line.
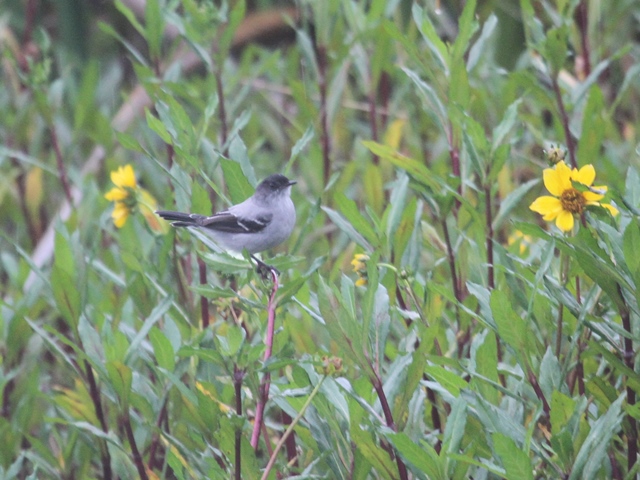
<box><xmin>157</xmin><ymin>174</ymin><xmax>296</xmax><ymax>273</ymax></box>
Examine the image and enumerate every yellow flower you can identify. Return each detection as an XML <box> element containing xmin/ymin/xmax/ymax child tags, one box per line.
<box><xmin>105</xmin><ymin>165</ymin><xmax>137</xmax><ymax>228</ymax></box>
<box><xmin>508</xmin><ymin>231</ymin><xmax>533</xmax><ymax>255</ymax></box>
<box><xmin>351</xmin><ymin>253</ymin><xmax>369</xmax><ymax>286</ymax></box>
<box><xmin>104</xmin><ymin>164</ymin><xmax>168</xmax><ymax>233</ymax></box>
<box><xmin>529</xmin><ymin>161</ymin><xmax>618</xmax><ymax>232</ymax></box>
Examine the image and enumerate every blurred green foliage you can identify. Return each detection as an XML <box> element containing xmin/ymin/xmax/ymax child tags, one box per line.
<box><xmin>1</xmin><ymin>0</ymin><xmax>640</xmax><ymax>478</ymax></box>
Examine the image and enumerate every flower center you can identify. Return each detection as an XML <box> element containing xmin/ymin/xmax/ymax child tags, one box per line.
<box><xmin>560</xmin><ymin>188</ymin><xmax>585</xmax><ymax>214</ymax></box>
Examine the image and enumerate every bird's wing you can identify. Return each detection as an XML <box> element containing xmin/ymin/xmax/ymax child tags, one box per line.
<box><xmin>200</xmin><ymin>210</ymin><xmax>273</xmax><ymax>234</ymax></box>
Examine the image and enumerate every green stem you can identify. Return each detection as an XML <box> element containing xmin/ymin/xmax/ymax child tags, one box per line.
<box><xmin>260</xmin><ymin>376</ymin><xmax>326</xmax><ymax>480</ymax></box>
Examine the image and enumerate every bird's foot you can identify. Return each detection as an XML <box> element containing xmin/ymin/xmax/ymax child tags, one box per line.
<box><xmin>251</xmin><ymin>255</ymin><xmax>279</xmax><ymax>279</ymax></box>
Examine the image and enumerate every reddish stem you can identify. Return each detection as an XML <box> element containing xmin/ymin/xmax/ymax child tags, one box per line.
<box><xmin>250</xmin><ymin>269</ymin><xmax>280</xmax><ymax>449</ymax></box>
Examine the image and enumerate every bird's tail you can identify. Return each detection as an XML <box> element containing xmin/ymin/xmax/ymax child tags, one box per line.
<box><xmin>156</xmin><ymin>210</ymin><xmax>201</xmax><ymax>227</ymax></box>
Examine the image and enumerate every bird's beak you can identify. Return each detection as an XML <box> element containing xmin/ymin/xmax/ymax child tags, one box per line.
<box><xmin>288</xmin><ymin>180</ymin><xmax>297</xmax><ymax>186</ymax></box>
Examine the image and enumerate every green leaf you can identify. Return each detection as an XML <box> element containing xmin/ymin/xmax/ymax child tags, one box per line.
<box><xmin>362</xmin><ymin>140</ymin><xmax>440</xmax><ymax>191</ymax></box>
<box><xmin>334</xmin><ymin>192</ymin><xmax>378</xmax><ymax>246</ymax></box>
<box><xmin>451</xmin><ymin>62</ymin><xmax>471</xmax><ymax>115</ymax></box>
<box><xmin>218</xmin><ymin>0</ymin><xmax>246</xmax><ymax>56</ymax></box>
<box><xmin>411</xmin><ymin>4</ymin><xmax>449</xmax><ymax>73</ymax></box>
<box><xmin>443</xmin><ymin>396</ymin><xmax>468</xmax><ymax>461</ymax></box>
<box><xmin>550</xmin><ymin>390</ymin><xmax>577</xmax><ymax>435</ymax></box>
<box><xmin>149</xmin><ymin>327</ymin><xmax>176</xmax><ymax>372</ymax></box>
<box><xmin>569</xmin><ymin>394</ymin><xmax>625</xmax><ymax>480</ymax></box>
<box><xmin>623</xmin><ymin>218</ymin><xmax>640</xmax><ymax>275</ymax></box>
<box><xmin>491</xmin><ymin>99</ymin><xmax>521</xmax><ymax>154</ymax></box>
<box><xmin>402</xmin><ymin>67</ymin><xmax>448</xmax><ymax>131</ymax></box>
<box><xmin>544</xmin><ymin>26</ymin><xmax>568</xmax><ymax>74</ymax></box>
<box><xmin>125</xmin><ymin>296</ymin><xmax>173</xmax><ymax>364</ymax></box>
<box><xmin>577</xmin><ymin>86</ymin><xmax>605</xmax><ymax>168</ymax></box>
<box><xmin>116</xmin><ymin>131</ymin><xmax>144</xmax><ymax>154</ymax></box>
<box><xmin>363</xmin><ymin>163</ymin><xmax>384</xmax><ymax>215</ymax></box>
<box><xmin>199</xmin><ymin>251</ymin><xmax>250</xmax><ymax>274</ymax></box>
<box><xmin>322</xmin><ymin>206</ymin><xmax>373</xmax><ymax>250</ymax></box>
<box><xmin>493</xmin><ymin>433</ymin><xmax>533</xmax><ymax>480</ymax></box>
<box><xmin>106</xmin><ymin>361</ymin><xmax>132</xmax><ymax>407</ymax></box>
<box><xmin>550</xmin><ymin>430</ymin><xmax>574</xmax><ymax>470</ymax></box>
<box><xmin>287</xmin><ymin>124</ymin><xmax>315</xmax><ymax>169</ymax></box>
<box><xmin>228</xmin><ymin>134</ymin><xmax>257</xmax><ymax>187</ymax></box>
<box><xmin>471</xmin><ymin>330</ymin><xmax>499</xmax><ymax>405</ymax></box>
<box><xmin>191</xmin><ymin>181</ymin><xmax>213</xmax><ymax>216</ymax></box>
<box><xmin>220</xmin><ymin>157</ymin><xmax>253</xmax><ymax>204</ymax></box>
<box><xmin>467</xmin><ymin>14</ymin><xmax>498</xmax><ymax>71</ymax></box>
<box><xmin>51</xmin><ymin>265</ymin><xmax>80</xmax><ymax>330</ymax></box>
<box><xmin>451</xmin><ymin>0</ymin><xmax>478</xmax><ymax>63</ymax></box>
<box><xmin>492</xmin><ymin>179</ymin><xmax>539</xmax><ymax>230</ymax></box>
<box><xmin>114</xmin><ymin>0</ymin><xmax>145</xmax><ymax>36</ymax></box>
<box><xmin>569</xmin><ymin>228</ymin><xmax>629</xmax><ymax>313</ymax></box>
<box><xmin>316</xmin><ymin>275</ymin><xmax>369</xmax><ymax>373</ymax></box>
<box><xmin>145</xmin><ymin>0</ymin><xmax>163</xmax><ymax>60</ymax></box>
<box><xmin>424</xmin><ymin>365</ymin><xmax>468</xmax><ymax>397</ymax></box>
<box><xmin>145</xmin><ymin>108</ymin><xmax>172</xmax><ymax>144</ymax></box>
<box><xmin>351</xmin><ymin>424</ymin><xmax>397</xmax><ymax>479</ymax></box>
<box><xmin>490</xmin><ymin>289</ymin><xmax>528</xmax><ymax>356</ymax></box>
<box><xmin>386</xmin><ymin>432</ymin><xmax>446</xmax><ymax>480</ymax></box>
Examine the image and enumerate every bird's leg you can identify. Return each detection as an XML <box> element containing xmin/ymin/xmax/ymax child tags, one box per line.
<box><xmin>251</xmin><ymin>254</ymin><xmax>279</xmax><ymax>278</ymax></box>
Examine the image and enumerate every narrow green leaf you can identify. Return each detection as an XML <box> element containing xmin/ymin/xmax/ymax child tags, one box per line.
<box><xmin>228</xmin><ymin>135</ymin><xmax>257</xmax><ymax>187</ymax></box>
<box><xmin>491</xmin><ymin>99</ymin><xmax>522</xmax><ymax>154</ymax></box>
<box><xmin>424</xmin><ymin>365</ymin><xmax>468</xmax><ymax>397</ymax></box>
<box><xmin>363</xmin><ymin>163</ymin><xmax>384</xmax><ymax>215</ymax></box>
<box><xmin>125</xmin><ymin>296</ymin><xmax>173</xmax><ymax>365</ymax></box>
<box><xmin>145</xmin><ymin>108</ymin><xmax>172</xmax><ymax>144</ymax></box>
<box><xmin>411</xmin><ymin>4</ymin><xmax>449</xmax><ymax>73</ymax></box>
<box><xmin>51</xmin><ymin>265</ymin><xmax>80</xmax><ymax>329</ymax></box>
<box><xmin>116</xmin><ymin>131</ymin><xmax>144</xmax><ymax>154</ymax></box>
<box><xmin>149</xmin><ymin>327</ymin><xmax>176</xmax><ymax>372</ymax></box>
<box><xmin>351</xmin><ymin>425</ymin><xmax>397</xmax><ymax>479</ymax></box>
<box><xmin>492</xmin><ymin>179</ymin><xmax>539</xmax><ymax>231</ymax></box>
<box><xmin>544</xmin><ymin>26</ymin><xmax>568</xmax><ymax>74</ymax></box>
<box><xmin>550</xmin><ymin>390</ymin><xmax>577</xmax><ymax>435</ymax></box>
<box><xmin>451</xmin><ymin>0</ymin><xmax>478</xmax><ymax>63</ymax></box>
<box><xmin>623</xmin><ymin>218</ymin><xmax>640</xmax><ymax>275</ymax></box>
<box><xmin>491</xmin><ymin>289</ymin><xmax>527</xmax><ymax>355</ymax></box>
<box><xmin>386</xmin><ymin>432</ymin><xmax>446</xmax><ymax>480</ymax></box>
<box><xmin>114</xmin><ymin>0</ymin><xmax>145</xmax><ymax>36</ymax></box>
<box><xmin>402</xmin><ymin>67</ymin><xmax>448</xmax><ymax>130</ymax></box>
<box><xmin>334</xmin><ymin>192</ymin><xmax>378</xmax><ymax>246</ymax></box>
<box><xmin>322</xmin><ymin>206</ymin><xmax>373</xmax><ymax>250</ymax></box>
<box><xmin>493</xmin><ymin>433</ymin><xmax>534</xmax><ymax>480</ymax></box>
<box><xmin>106</xmin><ymin>361</ymin><xmax>132</xmax><ymax>407</ymax></box>
<box><xmin>220</xmin><ymin>157</ymin><xmax>253</xmax><ymax>204</ymax></box>
<box><xmin>145</xmin><ymin>0</ymin><xmax>163</xmax><ymax>59</ymax></box>
<box><xmin>467</xmin><ymin>14</ymin><xmax>498</xmax><ymax>71</ymax></box>
<box><xmin>577</xmin><ymin>86</ymin><xmax>605</xmax><ymax>168</ymax></box>
<box><xmin>362</xmin><ymin>140</ymin><xmax>439</xmax><ymax>191</ymax></box>
<box><xmin>569</xmin><ymin>394</ymin><xmax>625</xmax><ymax>480</ymax></box>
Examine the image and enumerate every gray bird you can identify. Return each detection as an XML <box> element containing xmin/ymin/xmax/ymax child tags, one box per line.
<box><xmin>157</xmin><ymin>174</ymin><xmax>296</xmax><ymax>269</ymax></box>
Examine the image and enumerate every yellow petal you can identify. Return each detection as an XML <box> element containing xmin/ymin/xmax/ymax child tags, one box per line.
<box><xmin>111</xmin><ymin>203</ymin><xmax>130</xmax><ymax>228</ymax></box>
<box><xmin>530</xmin><ymin>196</ymin><xmax>563</xmax><ymax>216</ymax></box>
<box><xmin>110</xmin><ymin>164</ymin><xmax>137</xmax><ymax>189</ymax></box>
<box><xmin>572</xmin><ymin>164</ymin><xmax>595</xmax><ymax>186</ymax></box>
<box><xmin>600</xmin><ymin>203</ymin><xmax>619</xmax><ymax>216</ymax></box>
<box><xmin>583</xmin><ymin>191</ymin><xmax>604</xmax><ymax>202</ymax></box>
<box><xmin>555</xmin><ymin>210</ymin><xmax>575</xmax><ymax>232</ymax></box>
<box><xmin>383</xmin><ymin>119</ymin><xmax>406</xmax><ymax>149</ymax></box>
<box><xmin>104</xmin><ymin>187</ymin><xmax>128</xmax><ymax>201</ymax></box>
<box><xmin>355</xmin><ymin>278</ymin><xmax>368</xmax><ymax>287</ymax></box>
<box><xmin>543</xmin><ymin>162</ymin><xmax>572</xmax><ymax>196</ymax></box>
